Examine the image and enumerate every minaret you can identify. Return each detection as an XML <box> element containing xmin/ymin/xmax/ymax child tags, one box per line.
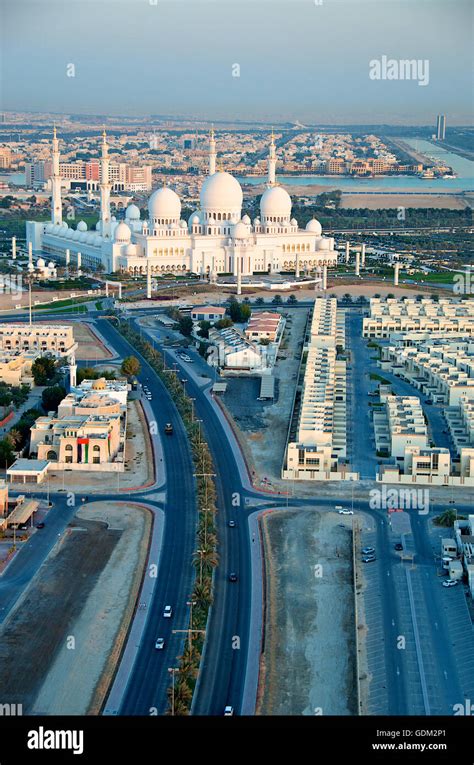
<box><xmin>51</xmin><ymin>126</ymin><xmax>62</xmax><ymax>225</ymax></box>
<box><xmin>268</xmin><ymin>129</ymin><xmax>277</xmax><ymax>186</ymax></box>
<box><xmin>209</xmin><ymin>127</ymin><xmax>216</xmax><ymax>175</ymax></box>
<box><xmin>99</xmin><ymin>129</ymin><xmax>112</xmax><ymax>239</ymax></box>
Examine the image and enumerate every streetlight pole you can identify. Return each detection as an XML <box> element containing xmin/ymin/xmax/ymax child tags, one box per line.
<box><xmin>168</xmin><ymin>667</ymin><xmax>180</xmax><ymax>716</ymax></box>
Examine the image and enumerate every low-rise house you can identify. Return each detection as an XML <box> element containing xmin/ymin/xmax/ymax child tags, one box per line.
<box><xmin>191</xmin><ymin>305</ymin><xmax>226</xmax><ymax>323</ymax></box>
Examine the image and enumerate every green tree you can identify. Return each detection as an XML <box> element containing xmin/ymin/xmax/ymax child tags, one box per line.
<box><xmin>0</xmin><ymin>390</ymin><xmax>12</xmax><ymax>418</ymax></box>
<box><xmin>42</xmin><ymin>385</ymin><xmax>66</xmax><ymax>412</ymax></box>
<box><xmin>31</xmin><ymin>356</ymin><xmax>56</xmax><ymax>386</ymax></box>
<box><xmin>121</xmin><ymin>356</ymin><xmax>141</xmax><ymax>377</ymax></box>
<box><xmin>178</xmin><ymin>316</ymin><xmax>194</xmax><ymax>337</ymax></box>
<box><xmin>0</xmin><ymin>438</ymin><xmax>15</xmax><ymax>467</ymax></box>
<box><xmin>287</xmin><ymin>294</ymin><xmax>297</xmax><ymax>304</ymax></box>
<box><xmin>260</xmin><ymin>337</ymin><xmax>271</xmax><ymax>346</ymax></box>
<box><xmin>214</xmin><ymin>317</ymin><xmax>233</xmax><ymax>330</ymax></box>
<box><xmin>255</xmin><ymin>297</ymin><xmax>265</xmax><ymax>305</ymax></box>
<box><xmin>271</xmin><ymin>294</ymin><xmax>282</xmax><ymax>305</ymax></box>
<box><xmin>198</xmin><ymin>320</ymin><xmax>211</xmax><ymax>339</ymax></box>
<box><xmin>239</xmin><ymin>302</ymin><xmax>252</xmax><ymax>322</ymax></box>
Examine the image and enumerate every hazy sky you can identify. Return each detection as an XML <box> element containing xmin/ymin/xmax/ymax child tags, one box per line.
<box><xmin>1</xmin><ymin>0</ymin><xmax>473</xmax><ymax>124</ymax></box>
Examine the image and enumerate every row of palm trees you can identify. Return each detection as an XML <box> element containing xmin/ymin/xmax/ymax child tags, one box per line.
<box><xmin>114</xmin><ymin>319</ymin><xmax>220</xmax><ymax>715</ymax></box>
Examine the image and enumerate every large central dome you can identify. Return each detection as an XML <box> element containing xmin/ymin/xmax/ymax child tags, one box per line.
<box><xmin>148</xmin><ymin>186</ymin><xmax>181</xmax><ymax>222</ymax></box>
<box><xmin>200</xmin><ymin>171</ymin><xmax>243</xmax><ymax>215</ymax></box>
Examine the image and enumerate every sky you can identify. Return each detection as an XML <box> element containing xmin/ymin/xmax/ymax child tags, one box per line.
<box><xmin>1</xmin><ymin>0</ymin><xmax>473</xmax><ymax>125</ymax></box>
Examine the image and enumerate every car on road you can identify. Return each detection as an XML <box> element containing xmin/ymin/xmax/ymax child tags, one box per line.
<box><xmin>338</xmin><ymin>509</ymin><xmax>354</xmax><ymax>515</ymax></box>
<box><xmin>163</xmin><ymin>606</ymin><xmax>172</xmax><ymax>618</ymax></box>
<box><xmin>228</xmin><ymin>573</ymin><xmax>238</xmax><ymax>582</ymax></box>
<box><xmin>394</xmin><ymin>543</ymin><xmax>403</xmax><ymax>551</ymax></box>
<box><xmin>362</xmin><ymin>547</ymin><xmax>375</xmax><ymax>555</ymax></box>
<box><xmin>155</xmin><ymin>637</ymin><xmax>165</xmax><ymax>649</ymax></box>
<box><xmin>35</xmin><ymin>522</ymin><xmax>45</xmax><ymax>529</ymax></box>
<box><xmin>442</xmin><ymin>580</ymin><xmax>458</xmax><ymax>588</ymax></box>
<box><xmin>362</xmin><ymin>555</ymin><xmax>376</xmax><ymax>563</ymax></box>
<box><xmin>224</xmin><ymin>706</ymin><xmax>234</xmax><ymax>716</ymax></box>
<box><xmin>164</xmin><ymin>423</ymin><xmax>173</xmax><ymax>435</ymax></box>
<box><xmin>228</xmin><ymin>520</ymin><xmax>236</xmax><ymax>528</ymax></box>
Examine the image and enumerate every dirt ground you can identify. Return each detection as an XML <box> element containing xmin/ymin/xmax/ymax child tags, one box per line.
<box><xmin>257</xmin><ymin>508</ymin><xmax>357</xmax><ymax>716</ymax></box>
<box><xmin>66</xmin><ymin>322</ymin><xmax>113</xmax><ymax>360</ymax></box>
<box><xmin>219</xmin><ymin>307</ymin><xmax>308</xmax><ymax>484</ymax></box>
<box><xmin>0</xmin><ymin>500</ymin><xmax>151</xmax><ymax>714</ymax></box>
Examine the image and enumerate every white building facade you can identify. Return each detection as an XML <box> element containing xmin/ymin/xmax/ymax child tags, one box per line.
<box><xmin>26</xmin><ymin>130</ymin><xmax>338</xmax><ymax>278</ymax></box>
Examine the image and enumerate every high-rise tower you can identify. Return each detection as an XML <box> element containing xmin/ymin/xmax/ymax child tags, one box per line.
<box><xmin>436</xmin><ymin>114</ymin><xmax>446</xmax><ymax>141</ymax></box>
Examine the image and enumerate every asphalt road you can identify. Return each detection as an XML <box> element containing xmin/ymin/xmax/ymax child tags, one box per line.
<box><xmin>95</xmin><ymin>319</ymin><xmax>198</xmax><ymax>715</ymax></box>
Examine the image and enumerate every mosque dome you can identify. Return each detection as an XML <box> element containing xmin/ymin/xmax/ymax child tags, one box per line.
<box><xmin>306</xmin><ymin>218</ymin><xmax>322</xmax><ymax>236</ymax></box>
<box><xmin>180</xmin><ymin>219</ymin><xmax>187</xmax><ymax>229</ymax></box>
<box><xmin>95</xmin><ymin>222</ymin><xmax>101</xmax><ymax>231</ymax></box>
<box><xmin>45</xmin><ymin>223</ymin><xmax>54</xmax><ymax>233</ymax></box>
<box><xmin>148</xmin><ymin>186</ymin><xmax>181</xmax><ymax>221</ymax></box>
<box><xmin>125</xmin><ymin>204</ymin><xmax>141</xmax><ymax>221</ymax></box>
<box><xmin>233</xmin><ymin>221</ymin><xmax>248</xmax><ymax>240</ymax></box>
<box><xmin>242</xmin><ymin>214</ymin><xmax>251</xmax><ymax>225</ymax></box>
<box><xmin>200</xmin><ymin>171</ymin><xmax>243</xmax><ymax>214</ymax></box>
<box><xmin>77</xmin><ymin>220</ymin><xmax>87</xmax><ymax>232</ymax></box>
<box><xmin>260</xmin><ymin>186</ymin><xmax>291</xmax><ymax>219</ymax></box>
<box><xmin>290</xmin><ymin>218</ymin><xmax>298</xmax><ymax>227</ymax></box>
<box><xmin>114</xmin><ymin>221</ymin><xmax>131</xmax><ymax>243</ymax></box>
<box><xmin>93</xmin><ymin>235</ymin><xmax>102</xmax><ymax>246</ymax></box>
<box><xmin>66</xmin><ymin>229</ymin><xmax>74</xmax><ymax>240</ymax></box>
<box><xmin>37</xmin><ymin>257</ymin><xmax>45</xmax><ymax>268</ymax></box>
<box><xmin>125</xmin><ymin>243</ymin><xmax>136</xmax><ymax>255</ymax></box>
<box><xmin>317</xmin><ymin>238</ymin><xmax>330</xmax><ymax>250</ymax></box>
<box><xmin>189</xmin><ymin>212</ymin><xmax>201</xmax><ymax>226</ymax></box>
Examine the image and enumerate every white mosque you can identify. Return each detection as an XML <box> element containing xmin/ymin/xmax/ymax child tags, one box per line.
<box><xmin>26</xmin><ymin>128</ymin><xmax>338</xmax><ymax>279</ymax></box>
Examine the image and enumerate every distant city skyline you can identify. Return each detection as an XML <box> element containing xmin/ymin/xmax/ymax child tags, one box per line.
<box><xmin>2</xmin><ymin>0</ymin><xmax>473</xmax><ymax>125</ymax></box>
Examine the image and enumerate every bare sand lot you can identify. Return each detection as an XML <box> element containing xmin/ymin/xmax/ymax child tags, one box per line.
<box><xmin>66</xmin><ymin>322</ymin><xmax>114</xmax><ymax>360</ymax></box>
<box><xmin>219</xmin><ymin>308</ymin><xmax>308</xmax><ymax>484</ymax></box>
<box><xmin>0</xmin><ymin>501</ymin><xmax>151</xmax><ymax>714</ymax></box>
<box><xmin>257</xmin><ymin>508</ymin><xmax>356</xmax><ymax>716</ymax></box>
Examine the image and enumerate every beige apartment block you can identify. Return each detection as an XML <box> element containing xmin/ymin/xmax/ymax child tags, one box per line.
<box><xmin>0</xmin><ymin>324</ymin><xmax>77</xmax><ymax>358</ymax></box>
<box><xmin>0</xmin><ymin>352</ymin><xmax>36</xmax><ymax>386</ymax></box>
<box><xmin>283</xmin><ymin>298</ymin><xmax>357</xmax><ymax>481</ymax></box>
<box><xmin>363</xmin><ymin>298</ymin><xmax>474</xmax><ymax>339</ymax></box>
<box><xmin>382</xmin><ymin>394</ymin><xmax>428</xmax><ymax>458</ymax></box>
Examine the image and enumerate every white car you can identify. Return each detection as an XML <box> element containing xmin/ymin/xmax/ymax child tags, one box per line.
<box><xmin>338</xmin><ymin>509</ymin><xmax>354</xmax><ymax>515</ymax></box>
<box><xmin>224</xmin><ymin>706</ymin><xmax>234</xmax><ymax>716</ymax></box>
<box><xmin>163</xmin><ymin>605</ymin><xmax>172</xmax><ymax>618</ymax></box>
<box><xmin>155</xmin><ymin>637</ymin><xmax>165</xmax><ymax>650</ymax></box>
<box><xmin>442</xmin><ymin>580</ymin><xmax>458</xmax><ymax>588</ymax></box>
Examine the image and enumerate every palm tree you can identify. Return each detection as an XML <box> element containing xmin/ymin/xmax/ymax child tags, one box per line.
<box><xmin>193</xmin><ymin>545</ymin><xmax>219</xmax><ymax>580</ymax></box>
<box><xmin>193</xmin><ymin>580</ymin><xmax>213</xmax><ymax>610</ymax></box>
